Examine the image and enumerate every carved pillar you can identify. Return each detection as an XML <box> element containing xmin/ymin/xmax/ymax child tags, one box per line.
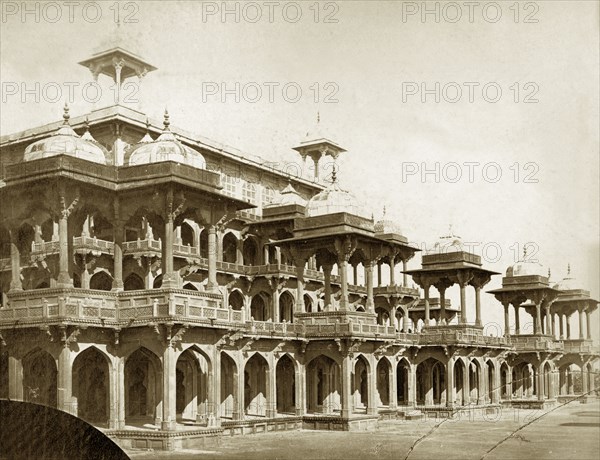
<box><xmin>365</xmin><ymin>260</ymin><xmax>375</xmax><ymax>313</ymax></box>
<box><xmin>352</xmin><ymin>264</ymin><xmax>358</xmax><ymax>286</ymax></box>
<box><xmin>162</xmin><ymin>344</ymin><xmax>176</xmax><ymax>430</ymax></box>
<box><xmin>474</xmin><ymin>286</ymin><xmax>482</xmax><ymax>327</ymax></box>
<box><xmin>272</xmin><ymin>285</ymin><xmax>280</xmax><ymax>323</ymax></box>
<box><xmin>377</xmin><ymin>262</ymin><xmax>382</xmax><ymax>287</ymax></box>
<box><xmin>423</xmin><ymin>284</ymin><xmax>431</xmax><ymax>326</ymax></box>
<box><xmin>402</xmin><ymin>259</ymin><xmax>408</xmax><ymax>287</ymax></box>
<box><xmin>367</xmin><ymin>358</ymin><xmax>377</xmax><ymax>415</ymax></box>
<box><xmin>323</xmin><ymin>264</ymin><xmax>333</xmax><ymax>310</ymax></box>
<box><xmin>503</xmin><ymin>301</ymin><xmax>510</xmax><ymax>337</ymax></box>
<box><xmin>513</xmin><ymin>303</ymin><xmax>521</xmax><ymax>335</ymax></box>
<box><xmin>389</xmin><ymin>256</ymin><xmax>396</xmax><ymax>286</ymax></box>
<box><xmin>578</xmin><ymin>306</ymin><xmax>585</xmax><ymax>340</ymax></box>
<box><xmin>389</xmin><ymin>360</ymin><xmax>397</xmax><ymax>409</ymax></box>
<box><xmin>462</xmin><ymin>362</ymin><xmax>470</xmax><ymax>405</ymax></box>
<box><xmin>566</xmin><ymin>315</ymin><xmax>571</xmax><ymax>339</ymax></box>
<box><xmin>551</xmin><ymin>313</ymin><xmax>556</xmax><ymax>339</ymax></box>
<box><xmin>295</xmin><ymin>259</ymin><xmax>307</xmax><ymax>313</ymax></box>
<box><xmin>534</xmin><ymin>301</ymin><xmax>542</xmax><ymax>335</ymax></box>
<box><xmin>57</xmin><ymin>210</ymin><xmax>73</xmax><ymax>287</ymax></box>
<box><xmin>586</xmin><ymin>309</ymin><xmax>592</xmax><ymax>340</ymax></box>
<box><xmin>112</xmin><ymin>218</ymin><xmax>125</xmax><ymax>291</ymax></box>
<box><xmin>266</xmin><ymin>359</ymin><xmax>277</xmax><ymax>418</ymax></box>
<box><xmin>403</xmin><ymin>307</ymin><xmax>410</xmax><ymax>332</ymax></box>
<box><xmin>537</xmin><ymin>367</ymin><xmax>544</xmax><ymax>401</ymax></box>
<box><xmin>8</xmin><ymin>355</ymin><xmax>23</xmax><ymax>401</ymax></box>
<box><xmin>206</xmin><ymin>225</ymin><xmax>218</xmax><ymax>292</ymax></box>
<box><xmin>559</xmin><ymin>313</ymin><xmax>565</xmax><ymax>339</ymax></box>
<box><xmin>236</xmin><ymin>238</ymin><xmax>243</xmax><ymax>265</ymax></box>
<box><xmin>459</xmin><ymin>283</ymin><xmax>467</xmax><ymax>324</ymax></box>
<box><xmin>57</xmin><ymin>345</ymin><xmax>73</xmax><ymax>415</ymax></box>
<box><xmin>295</xmin><ymin>362</ymin><xmax>306</xmax><ymax>416</ymax></box>
<box><xmin>341</xmin><ymin>354</ymin><xmax>352</xmax><ymax>418</ymax></box>
<box><xmin>339</xmin><ymin>259</ymin><xmax>350</xmax><ymax>310</ymax></box>
<box><xmin>446</xmin><ymin>358</ymin><xmax>455</xmax><ymax>408</ymax></box>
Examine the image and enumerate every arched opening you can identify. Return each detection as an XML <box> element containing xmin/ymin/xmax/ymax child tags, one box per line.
<box><xmin>500</xmin><ymin>362</ymin><xmax>509</xmax><ymax>400</ymax></box>
<box><xmin>250</xmin><ymin>293</ymin><xmax>269</xmax><ymax>321</ymax></box>
<box><xmin>183</xmin><ymin>282</ymin><xmax>198</xmax><ymax>291</ymax></box>
<box><xmin>543</xmin><ymin>362</ymin><xmax>552</xmax><ymax>400</ymax></box>
<box><xmin>17</xmin><ymin>223</ymin><xmax>35</xmax><ymax>257</ymax></box>
<box><xmin>222</xmin><ymin>233</ymin><xmax>238</xmax><ymax>264</ymax></box>
<box><xmin>454</xmin><ymin>359</ymin><xmax>466</xmax><ymax>405</ymax></box>
<box><xmin>375</xmin><ymin>308</ymin><xmax>390</xmax><ymax>326</ymax></box>
<box><xmin>303</xmin><ymin>294</ymin><xmax>314</xmax><ymax>313</ymax></box>
<box><xmin>153</xmin><ymin>274</ymin><xmax>163</xmax><ymax>289</ymax></box>
<box><xmin>397</xmin><ymin>359</ymin><xmax>410</xmax><ymax>405</ymax></box>
<box><xmin>228</xmin><ymin>290</ymin><xmax>244</xmax><ymax>311</ymax></box>
<box><xmin>307</xmin><ymin>355</ymin><xmax>341</xmax><ymax>414</ymax></box>
<box><xmin>23</xmin><ymin>349</ymin><xmax>57</xmax><ymax>407</ymax></box>
<box><xmin>417</xmin><ymin>358</ymin><xmax>445</xmax><ymax>406</ymax></box>
<box><xmin>243</xmin><ymin>238</ymin><xmax>258</xmax><ymax>266</ymax></box>
<box><xmin>124</xmin><ymin>348</ymin><xmax>161</xmax><ymax>425</ymax></box>
<box><xmin>376</xmin><ymin>359</ymin><xmax>391</xmax><ymax>407</ymax></box>
<box><xmin>431</xmin><ymin>361</ymin><xmax>445</xmax><ymax>405</ymax></box>
<box><xmin>0</xmin><ymin>351</ymin><xmax>8</xmax><ymax>399</ymax></box>
<box><xmin>353</xmin><ymin>355</ymin><xmax>369</xmax><ymax>412</ymax></box>
<box><xmin>73</xmin><ymin>348</ymin><xmax>110</xmax><ymax>425</ymax></box>
<box><xmin>180</xmin><ymin>222</ymin><xmax>195</xmax><ymax>247</ymax></box>
<box><xmin>35</xmin><ymin>281</ymin><xmax>50</xmax><ymax>289</ymax></box>
<box><xmin>124</xmin><ymin>273</ymin><xmax>144</xmax><ymax>291</ymax></box>
<box><xmin>279</xmin><ymin>291</ymin><xmax>294</xmax><ymax>323</ymax></box>
<box><xmin>244</xmin><ymin>353</ymin><xmax>268</xmax><ymax>417</ymax></box>
<box><xmin>90</xmin><ymin>271</ymin><xmax>113</xmax><ymax>291</ymax></box>
<box><xmin>176</xmin><ymin>347</ymin><xmax>210</xmax><ymax>422</ymax></box>
<box><xmin>487</xmin><ymin>360</ymin><xmax>495</xmax><ymax>403</ymax></box>
<box><xmin>220</xmin><ymin>352</ymin><xmax>237</xmax><ymax>419</ymax></box>
<box><xmin>199</xmin><ymin>230</ymin><xmax>208</xmax><ymax>259</ymax></box>
<box><xmin>276</xmin><ymin>355</ymin><xmax>296</xmax><ymax>414</ymax></box>
<box><xmin>40</xmin><ymin>218</ymin><xmax>54</xmax><ymax>242</ymax></box>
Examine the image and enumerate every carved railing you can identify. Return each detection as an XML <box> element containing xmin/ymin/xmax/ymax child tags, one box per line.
<box><xmin>73</xmin><ymin>236</ymin><xmax>114</xmax><ymax>255</ymax></box>
<box><xmin>31</xmin><ymin>240</ymin><xmax>60</xmax><ymax>256</ymax></box>
<box><xmin>122</xmin><ymin>238</ymin><xmax>162</xmax><ymax>253</ymax></box>
<box><xmin>562</xmin><ymin>339</ymin><xmax>598</xmax><ymax>354</ymax></box>
<box><xmin>510</xmin><ymin>334</ymin><xmax>564</xmax><ymax>351</ymax></box>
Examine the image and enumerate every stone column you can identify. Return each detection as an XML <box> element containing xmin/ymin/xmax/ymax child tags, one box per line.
<box><xmin>377</xmin><ymin>262</ymin><xmax>382</xmax><ymax>287</ymax></box>
<box><xmin>162</xmin><ymin>344</ymin><xmax>176</xmax><ymax>430</ymax></box>
<box><xmin>513</xmin><ymin>303</ymin><xmax>521</xmax><ymax>335</ymax></box>
<box><xmin>161</xmin><ymin>211</ymin><xmax>177</xmax><ymax>289</ymax></box>
<box><xmin>295</xmin><ymin>362</ymin><xmax>306</xmax><ymax>416</ymax></box>
<box><xmin>206</xmin><ymin>225</ymin><xmax>218</xmax><ymax>292</ymax></box>
<box><xmin>266</xmin><ymin>360</ymin><xmax>277</xmax><ymax>418</ymax></box>
<box><xmin>459</xmin><ymin>283</ymin><xmax>467</xmax><ymax>324</ymax></box>
<box><xmin>365</xmin><ymin>260</ymin><xmax>375</xmax><ymax>312</ymax></box>
<box><xmin>551</xmin><ymin>313</ymin><xmax>556</xmax><ymax>339</ymax></box>
<box><xmin>109</xmin><ymin>356</ymin><xmax>126</xmax><ymax>429</ymax></box>
<box><xmin>233</xmin><ymin>357</ymin><xmax>244</xmax><ymax>420</ymax></box>
<box><xmin>535</xmin><ymin>302</ymin><xmax>542</xmax><ymax>335</ymax></box>
<box><xmin>407</xmin><ymin>364</ymin><xmax>416</xmax><ymax>406</ymax></box>
<box><xmin>578</xmin><ymin>307</ymin><xmax>585</xmax><ymax>340</ymax></box>
<box><xmin>112</xmin><ymin>220</ymin><xmax>125</xmax><ymax>291</ymax></box>
<box><xmin>8</xmin><ymin>355</ymin><xmax>23</xmax><ymax>401</ymax></box>
<box><xmin>537</xmin><ymin>367</ymin><xmax>544</xmax><ymax>401</ymax></box>
<box><xmin>236</xmin><ymin>239</ymin><xmax>243</xmax><ymax>265</ymax></box>
<box><xmin>212</xmin><ymin>349</ymin><xmax>221</xmax><ymax>424</ymax></box>
<box><xmin>295</xmin><ymin>259</ymin><xmax>307</xmax><ymax>313</ymax></box>
<box><xmin>446</xmin><ymin>358</ymin><xmax>455</xmax><ymax>408</ymax></box>
<box><xmin>586</xmin><ymin>310</ymin><xmax>592</xmax><ymax>340</ymax></box>
<box><xmin>582</xmin><ymin>367</ymin><xmax>589</xmax><ymax>394</ymax></box>
<box><xmin>474</xmin><ymin>286</ymin><xmax>482</xmax><ymax>327</ymax></box>
<box><xmin>423</xmin><ymin>284</ymin><xmax>431</xmax><ymax>326</ymax></box>
<box><xmin>402</xmin><ymin>259</ymin><xmax>408</xmax><ymax>287</ymax></box>
<box><xmin>339</xmin><ymin>259</ymin><xmax>350</xmax><ymax>310</ymax></box>
<box><xmin>389</xmin><ymin>256</ymin><xmax>396</xmax><ymax>286</ymax></box>
<box><xmin>503</xmin><ymin>301</ymin><xmax>510</xmax><ymax>337</ymax></box>
<box><xmin>341</xmin><ymin>355</ymin><xmax>353</xmax><ymax>418</ymax></box>
<box><xmin>9</xmin><ymin>230</ymin><xmax>22</xmax><ymax>291</ymax></box>
<box><xmin>463</xmin><ymin>362</ymin><xmax>470</xmax><ymax>405</ymax></box>
<box><xmin>403</xmin><ymin>307</ymin><xmax>410</xmax><ymax>333</ymax></box>
<box><xmin>352</xmin><ymin>264</ymin><xmax>358</xmax><ymax>286</ymax></box>
<box><xmin>323</xmin><ymin>264</ymin><xmax>333</xmax><ymax>310</ymax></box>
<box><xmin>57</xmin><ymin>211</ymin><xmax>72</xmax><ymax>287</ymax></box>
<box><xmin>545</xmin><ymin>304</ymin><xmax>551</xmax><ymax>336</ymax></box>
<box><xmin>57</xmin><ymin>346</ymin><xmax>73</xmax><ymax>415</ymax></box>
<box><xmin>367</xmin><ymin>359</ymin><xmax>377</xmax><ymax>415</ymax></box>
<box><xmin>272</xmin><ymin>287</ymin><xmax>280</xmax><ymax>323</ymax></box>
<box><xmin>389</xmin><ymin>361</ymin><xmax>397</xmax><ymax>410</ymax></box>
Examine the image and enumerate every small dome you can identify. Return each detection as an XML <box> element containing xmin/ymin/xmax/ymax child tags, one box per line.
<box><xmin>306</xmin><ymin>168</ymin><xmax>370</xmax><ymax>219</ymax></box>
<box><xmin>374</xmin><ymin>206</ymin><xmax>403</xmax><ymax>235</ymax></box>
<box><xmin>507</xmin><ymin>260</ymin><xmax>547</xmax><ymax>277</ymax></box>
<box><xmin>427</xmin><ymin>227</ymin><xmax>464</xmax><ymax>254</ymax></box>
<box><xmin>24</xmin><ymin>105</ymin><xmax>107</xmax><ymax>164</ymax></box>
<box><xmin>266</xmin><ymin>183</ymin><xmax>307</xmax><ymax>207</ymax></box>
<box><xmin>553</xmin><ymin>265</ymin><xmax>578</xmax><ymax>290</ymax></box>
<box><xmin>125</xmin><ymin>110</ymin><xmax>206</xmax><ymax>168</ymax></box>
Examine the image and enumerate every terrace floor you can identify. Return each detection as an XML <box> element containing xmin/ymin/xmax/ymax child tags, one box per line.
<box><xmin>127</xmin><ymin>398</ymin><xmax>600</xmax><ymax>460</ymax></box>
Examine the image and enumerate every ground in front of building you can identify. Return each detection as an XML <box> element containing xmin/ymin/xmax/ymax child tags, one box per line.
<box><xmin>126</xmin><ymin>399</ymin><xmax>600</xmax><ymax>460</ymax></box>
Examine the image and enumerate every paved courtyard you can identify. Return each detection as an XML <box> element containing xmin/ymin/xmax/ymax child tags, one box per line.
<box><xmin>127</xmin><ymin>399</ymin><xmax>600</xmax><ymax>460</ymax></box>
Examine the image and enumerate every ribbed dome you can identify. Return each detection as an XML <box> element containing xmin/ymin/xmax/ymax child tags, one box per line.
<box><xmin>374</xmin><ymin>207</ymin><xmax>403</xmax><ymax>235</ymax></box>
<box><xmin>266</xmin><ymin>183</ymin><xmax>307</xmax><ymax>207</ymax></box>
<box><xmin>427</xmin><ymin>227</ymin><xmax>464</xmax><ymax>254</ymax></box>
<box><xmin>24</xmin><ymin>106</ymin><xmax>107</xmax><ymax>164</ymax></box>
<box><xmin>126</xmin><ymin>110</ymin><xmax>206</xmax><ymax>169</ymax></box>
<box><xmin>306</xmin><ymin>169</ymin><xmax>370</xmax><ymax>219</ymax></box>
<box><xmin>553</xmin><ymin>265</ymin><xmax>578</xmax><ymax>290</ymax></box>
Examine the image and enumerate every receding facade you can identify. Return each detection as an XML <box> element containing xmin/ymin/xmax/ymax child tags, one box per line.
<box><xmin>0</xmin><ymin>46</ymin><xmax>598</xmax><ymax>451</ymax></box>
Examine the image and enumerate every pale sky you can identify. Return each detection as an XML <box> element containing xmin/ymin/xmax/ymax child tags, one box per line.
<box><xmin>1</xmin><ymin>1</ymin><xmax>598</xmax><ymax>337</ymax></box>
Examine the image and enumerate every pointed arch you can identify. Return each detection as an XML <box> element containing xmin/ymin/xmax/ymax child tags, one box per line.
<box><xmin>222</xmin><ymin>232</ymin><xmax>238</xmax><ymax>264</ymax></box>
<box><xmin>23</xmin><ymin>348</ymin><xmax>57</xmax><ymax>407</ymax></box>
<box><xmin>124</xmin><ymin>347</ymin><xmax>162</xmax><ymax>424</ymax></box>
<box><xmin>90</xmin><ymin>270</ymin><xmax>113</xmax><ymax>291</ymax></box>
<box><xmin>228</xmin><ymin>289</ymin><xmax>245</xmax><ymax>311</ymax></box>
<box><xmin>244</xmin><ymin>353</ymin><xmax>269</xmax><ymax>416</ymax></box>
<box><xmin>276</xmin><ymin>354</ymin><xmax>296</xmax><ymax>414</ymax></box>
<box><xmin>307</xmin><ymin>355</ymin><xmax>341</xmax><ymax>414</ymax></box>
<box><xmin>279</xmin><ymin>290</ymin><xmax>295</xmax><ymax>323</ymax></box>
<box><xmin>73</xmin><ymin>347</ymin><xmax>111</xmax><ymax>424</ymax></box>
<box><xmin>124</xmin><ymin>273</ymin><xmax>145</xmax><ymax>291</ymax></box>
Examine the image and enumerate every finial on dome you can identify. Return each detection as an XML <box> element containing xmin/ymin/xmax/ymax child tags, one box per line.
<box><xmin>331</xmin><ymin>165</ymin><xmax>337</xmax><ymax>184</ymax></box>
<box><xmin>382</xmin><ymin>205</ymin><xmax>386</xmax><ymax>217</ymax></box>
<box><xmin>145</xmin><ymin>117</ymin><xmax>150</xmax><ymax>132</ymax></box>
<box><xmin>163</xmin><ymin>108</ymin><xmax>170</xmax><ymax>131</ymax></box>
<box><xmin>371</xmin><ymin>212</ymin><xmax>374</xmax><ymax>221</ymax></box>
<box><xmin>567</xmin><ymin>263</ymin><xmax>571</xmax><ymax>275</ymax></box>
<box><xmin>63</xmin><ymin>103</ymin><xmax>70</xmax><ymax>125</ymax></box>
<box><xmin>523</xmin><ymin>246</ymin><xmax>528</xmax><ymax>259</ymax></box>
<box><xmin>317</xmin><ymin>111</ymin><xmax>320</xmax><ymax>124</ymax></box>
<box><xmin>548</xmin><ymin>268</ymin><xmax>551</xmax><ymax>278</ymax></box>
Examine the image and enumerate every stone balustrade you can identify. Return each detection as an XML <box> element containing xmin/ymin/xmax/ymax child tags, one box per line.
<box><xmin>510</xmin><ymin>334</ymin><xmax>564</xmax><ymax>352</ymax></box>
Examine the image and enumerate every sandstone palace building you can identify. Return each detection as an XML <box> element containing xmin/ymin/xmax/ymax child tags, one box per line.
<box><xmin>0</xmin><ymin>46</ymin><xmax>597</xmax><ymax>451</ymax></box>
